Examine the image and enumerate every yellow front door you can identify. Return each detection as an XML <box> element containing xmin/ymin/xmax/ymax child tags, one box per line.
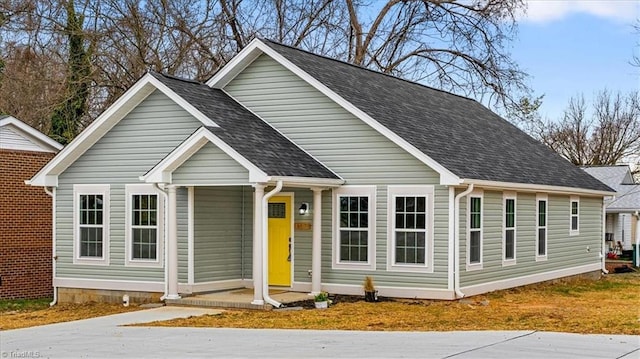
<box><xmin>268</xmin><ymin>196</ymin><xmax>292</xmax><ymax>286</ymax></box>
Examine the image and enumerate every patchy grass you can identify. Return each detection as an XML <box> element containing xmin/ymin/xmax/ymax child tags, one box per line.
<box><xmin>0</xmin><ymin>302</ymin><xmax>142</xmax><ymax>330</ymax></box>
<box><xmin>140</xmin><ymin>272</ymin><xmax>640</xmax><ymax>335</ymax></box>
<box><xmin>0</xmin><ymin>298</ymin><xmax>52</xmax><ymax>313</ymax></box>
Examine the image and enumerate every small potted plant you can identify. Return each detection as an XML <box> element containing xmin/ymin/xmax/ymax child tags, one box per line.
<box><xmin>314</xmin><ymin>291</ymin><xmax>329</xmax><ymax>309</ymax></box>
<box><xmin>363</xmin><ymin>276</ymin><xmax>378</xmax><ymax>302</ymax></box>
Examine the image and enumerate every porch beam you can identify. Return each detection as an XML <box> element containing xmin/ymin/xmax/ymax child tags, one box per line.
<box><xmin>311</xmin><ymin>187</ymin><xmax>325</xmax><ymax>295</ymax></box>
<box><xmin>166</xmin><ymin>185</ymin><xmax>181</xmax><ymax>300</ymax></box>
<box><xmin>252</xmin><ymin>183</ymin><xmax>266</xmax><ymax>305</ymax></box>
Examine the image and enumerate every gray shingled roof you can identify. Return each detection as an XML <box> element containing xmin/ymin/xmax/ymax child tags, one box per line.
<box><xmin>262</xmin><ymin>40</ymin><xmax>612</xmax><ymax>192</ymax></box>
<box><xmin>583</xmin><ymin>166</ymin><xmax>640</xmax><ymax>210</ymax></box>
<box><xmin>150</xmin><ymin>72</ymin><xmax>339</xmax><ymax>179</ymax></box>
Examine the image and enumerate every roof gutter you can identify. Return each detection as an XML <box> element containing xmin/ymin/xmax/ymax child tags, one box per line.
<box><xmin>262</xmin><ymin>180</ymin><xmax>284</xmax><ymax>308</ymax></box>
<box><xmin>453</xmin><ymin>183</ymin><xmax>474</xmax><ymax>298</ymax></box>
<box><xmin>460</xmin><ymin>179</ymin><xmax>615</xmax><ymax>197</ymax></box>
<box><xmin>154</xmin><ymin>183</ymin><xmax>171</xmax><ymax>300</ymax></box>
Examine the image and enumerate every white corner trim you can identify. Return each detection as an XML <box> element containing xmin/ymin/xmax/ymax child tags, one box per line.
<box><xmin>187</xmin><ymin>186</ymin><xmax>194</xmax><ymax>285</ymax></box>
<box><xmin>207</xmin><ymin>39</ymin><xmax>460</xmax><ymax>186</ymax></box>
<box><xmin>141</xmin><ymin>127</ymin><xmax>268</xmax><ymax>184</ymax></box>
<box><xmin>460</xmin><ymin>263</ymin><xmax>601</xmax><ymax>297</ymax></box>
<box><xmin>54</xmin><ymin>277</ymin><xmax>164</xmax><ymax>292</ymax></box>
<box><xmin>0</xmin><ymin>116</ymin><xmax>63</xmax><ymax>152</ymax></box>
<box><xmin>28</xmin><ymin>73</ymin><xmax>217</xmax><ymax>187</ymax></box>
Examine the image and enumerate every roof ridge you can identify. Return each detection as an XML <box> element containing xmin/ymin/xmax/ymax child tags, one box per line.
<box><xmin>261</xmin><ymin>38</ymin><xmax>478</xmax><ymax>103</ymax></box>
<box><xmin>149</xmin><ymin>70</ymin><xmax>204</xmax><ymax>85</ymax></box>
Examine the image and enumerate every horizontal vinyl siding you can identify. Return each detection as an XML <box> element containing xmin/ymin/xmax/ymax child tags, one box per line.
<box><xmin>172</xmin><ymin>142</ymin><xmax>250</xmax><ymax>185</ymax></box>
<box><xmin>0</xmin><ymin>126</ymin><xmax>48</xmax><ymax>152</ymax></box>
<box><xmin>177</xmin><ymin>187</ymin><xmax>188</xmax><ymax>283</ymax></box>
<box><xmin>194</xmin><ymin>186</ymin><xmax>249</xmax><ymax>283</ymax></box>
<box><xmin>226</xmin><ymin>55</ymin><xmax>449</xmax><ymax>290</ymax></box>
<box><xmin>56</xmin><ymin>90</ymin><xmax>201</xmax><ymax>282</ymax></box>
<box><xmin>459</xmin><ymin>191</ymin><xmax>603</xmax><ymax>287</ymax></box>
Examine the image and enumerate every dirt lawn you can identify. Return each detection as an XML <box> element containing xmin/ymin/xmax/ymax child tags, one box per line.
<box><xmin>140</xmin><ymin>272</ymin><xmax>640</xmax><ymax>335</ymax></box>
<box><xmin>2</xmin><ymin>272</ymin><xmax>638</xmax><ymax>334</ymax></box>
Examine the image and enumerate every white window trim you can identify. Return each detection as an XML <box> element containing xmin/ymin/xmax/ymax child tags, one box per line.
<box><xmin>502</xmin><ymin>191</ymin><xmax>517</xmax><ymax>266</ymax></box>
<box><xmin>386</xmin><ymin>185</ymin><xmax>434</xmax><ymax>273</ymax></box>
<box><xmin>125</xmin><ymin>184</ymin><xmax>164</xmax><ymax>267</ymax></box>
<box><xmin>466</xmin><ymin>190</ymin><xmax>483</xmax><ymax>271</ymax></box>
<box><xmin>332</xmin><ymin>186</ymin><xmax>376</xmax><ymax>271</ymax></box>
<box><xmin>569</xmin><ymin>196</ymin><xmax>579</xmax><ymax>236</ymax></box>
<box><xmin>536</xmin><ymin>193</ymin><xmax>548</xmax><ymax>261</ymax></box>
<box><xmin>73</xmin><ymin>184</ymin><xmax>110</xmax><ymax>265</ymax></box>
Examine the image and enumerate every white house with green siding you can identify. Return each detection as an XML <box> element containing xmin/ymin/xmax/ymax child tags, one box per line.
<box><xmin>28</xmin><ymin>39</ymin><xmax>614</xmax><ymax>306</ymax></box>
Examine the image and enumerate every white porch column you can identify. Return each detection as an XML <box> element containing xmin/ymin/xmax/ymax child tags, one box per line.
<box><xmin>311</xmin><ymin>187</ymin><xmax>324</xmax><ymax>295</ymax></box>
<box><xmin>166</xmin><ymin>185</ymin><xmax>181</xmax><ymax>300</ymax></box>
<box><xmin>252</xmin><ymin>184</ymin><xmax>266</xmax><ymax>305</ymax></box>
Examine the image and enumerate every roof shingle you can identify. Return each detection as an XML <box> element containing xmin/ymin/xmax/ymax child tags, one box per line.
<box><xmin>262</xmin><ymin>40</ymin><xmax>611</xmax><ymax>192</ymax></box>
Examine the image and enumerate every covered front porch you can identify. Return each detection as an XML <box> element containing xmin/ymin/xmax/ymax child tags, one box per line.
<box><xmin>140</xmin><ymin>127</ymin><xmax>343</xmax><ymax>308</ymax></box>
<box><xmin>166</xmin><ymin>288</ymin><xmax>312</xmax><ymax>310</ymax></box>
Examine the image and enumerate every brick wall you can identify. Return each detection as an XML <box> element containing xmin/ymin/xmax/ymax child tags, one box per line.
<box><xmin>0</xmin><ymin>149</ymin><xmax>55</xmax><ymax>299</ymax></box>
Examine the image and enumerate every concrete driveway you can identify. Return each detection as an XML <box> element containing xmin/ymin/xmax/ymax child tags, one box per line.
<box><xmin>1</xmin><ymin>307</ymin><xmax>638</xmax><ymax>358</ymax></box>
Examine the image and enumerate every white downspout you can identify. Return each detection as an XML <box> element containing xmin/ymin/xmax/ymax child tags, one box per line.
<box><xmin>262</xmin><ymin>180</ymin><xmax>284</xmax><ymax>308</ymax></box>
<box><xmin>634</xmin><ymin>211</ymin><xmax>639</xmax><ymax>268</ymax></box>
<box><xmin>601</xmin><ymin>202</ymin><xmax>609</xmax><ymax>274</ymax></box>
<box><xmin>454</xmin><ymin>184</ymin><xmax>474</xmax><ymax>298</ymax></box>
<box><xmin>44</xmin><ymin>187</ymin><xmax>57</xmax><ymax>307</ymax></box>
<box><xmin>154</xmin><ymin>183</ymin><xmax>170</xmax><ymax>300</ymax></box>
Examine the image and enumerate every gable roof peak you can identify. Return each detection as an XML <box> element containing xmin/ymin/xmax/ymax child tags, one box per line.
<box><xmin>259</xmin><ymin>38</ymin><xmax>478</xmax><ymax>104</ymax></box>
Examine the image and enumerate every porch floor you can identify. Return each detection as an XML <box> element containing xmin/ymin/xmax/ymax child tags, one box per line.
<box><xmin>165</xmin><ymin>288</ymin><xmax>312</xmax><ymax>310</ymax></box>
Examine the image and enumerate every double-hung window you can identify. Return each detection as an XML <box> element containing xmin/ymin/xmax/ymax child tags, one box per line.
<box><xmin>467</xmin><ymin>191</ymin><xmax>483</xmax><ymax>270</ymax></box>
<box><xmin>125</xmin><ymin>184</ymin><xmax>163</xmax><ymax>267</ymax></box>
<box><xmin>74</xmin><ymin>184</ymin><xmax>110</xmax><ymax>265</ymax></box>
<box><xmin>536</xmin><ymin>194</ymin><xmax>548</xmax><ymax>260</ymax></box>
<box><xmin>387</xmin><ymin>186</ymin><xmax>434</xmax><ymax>272</ymax></box>
<box><xmin>570</xmin><ymin>196</ymin><xmax>579</xmax><ymax>236</ymax></box>
<box><xmin>503</xmin><ymin>192</ymin><xmax>517</xmax><ymax>265</ymax></box>
<box><xmin>333</xmin><ymin>186</ymin><xmax>376</xmax><ymax>270</ymax></box>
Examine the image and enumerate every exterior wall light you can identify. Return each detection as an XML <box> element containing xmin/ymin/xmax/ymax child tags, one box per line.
<box><xmin>298</xmin><ymin>202</ymin><xmax>309</xmax><ymax>215</ymax></box>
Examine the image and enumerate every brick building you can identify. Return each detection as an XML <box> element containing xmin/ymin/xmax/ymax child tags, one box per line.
<box><xmin>0</xmin><ymin>116</ymin><xmax>62</xmax><ymax>299</ymax></box>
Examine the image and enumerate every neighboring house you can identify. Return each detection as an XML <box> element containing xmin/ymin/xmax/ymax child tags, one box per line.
<box><xmin>0</xmin><ymin>116</ymin><xmax>63</xmax><ymax>299</ymax></box>
<box><xmin>28</xmin><ymin>39</ymin><xmax>613</xmax><ymax>305</ymax></box>
<box><xmin>582</xmin><ymin>165</ymin><xmax>640</xmax><ymax>255</ymax></box>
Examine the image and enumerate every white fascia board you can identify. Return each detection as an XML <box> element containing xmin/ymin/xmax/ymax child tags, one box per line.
<box><xmin>207</xmin><ymin>40</ymin><xmax>460</xmax><ymax>186</ymax></box>
<box><xmin>460</xmin><ymin>178</ymin><xmax>616</xmax><ymax>197</ymax></box>
<box><xmin>141</xmin><ymin>127</ymin><xmax>268</xmax><ymax>184</ymax></box>
<box><xmin>206</xmin><ymin>38</ymin><xmax>264</xmax><ymax>88</ymax></box>
<box><xmin>28</xmin><ymin>73</ymin><xmax>218</xmax><ymax>187</ymax></box>
<box><xmin>0</xmin><ymin>116</ymin><xmax>63</xmax><ymax>152</ymax></box>
<box><xmin>267</xmin><ymin>176</ymin><xmax>345</xmax><ymax>188</ymax></box>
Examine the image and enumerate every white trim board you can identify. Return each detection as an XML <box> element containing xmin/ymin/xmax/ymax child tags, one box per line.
<box><xmin>460</xmin><ymin>263</ymin><xmax>601</xmax><ymax>297</ymax></box>
<box><xmin>28</xmin><ymin>73</ymin><xmax>218</xmax><ymax>187</ymax></box>
<box><xmin>291</xmin><ymin>282</ymin><xmax>455</xmax><ymax>300</ymax></box>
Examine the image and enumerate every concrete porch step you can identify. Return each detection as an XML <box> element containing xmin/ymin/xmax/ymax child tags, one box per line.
<box><xmin>164</xmin><ymin>288</ymin><xmax>312</xmax><ymax>310</ymax></box>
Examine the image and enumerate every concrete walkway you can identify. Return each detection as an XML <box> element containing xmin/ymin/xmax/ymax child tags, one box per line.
<box><xmin>1</xmin><ymin>307</ymin><xmax>638</xmax><ymax>358</ymax></box>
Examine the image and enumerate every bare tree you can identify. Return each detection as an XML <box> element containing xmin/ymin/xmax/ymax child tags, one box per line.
<box><xmin>537</xmin><ymin>90</ymin><xmax>640</xmax><ymax>166</ymax></box>
<box><xmin>1</xmin><ymin>0</ymin><xmax>530</xmax><ymax>138</ymax></box>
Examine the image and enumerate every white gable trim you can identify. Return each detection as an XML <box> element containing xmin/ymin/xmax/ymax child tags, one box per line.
<box><xmin>207</xmin><ymin>39</ymin><xmax>461</xmax><ymax>186</ymax></box>
<box><xmin>0</xmin><ymin>116</ymin><xmax>62</xmax><ymax>152</ymax></box>
<box><xmin>27</xmin><ymin>73</ymin><xmax>218</xmax><ymax>187</ymax></box>
<box><xmin>141</xmin><ymin>127</ymin><xmax>269</xmax><ymax>184</ymax></box>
